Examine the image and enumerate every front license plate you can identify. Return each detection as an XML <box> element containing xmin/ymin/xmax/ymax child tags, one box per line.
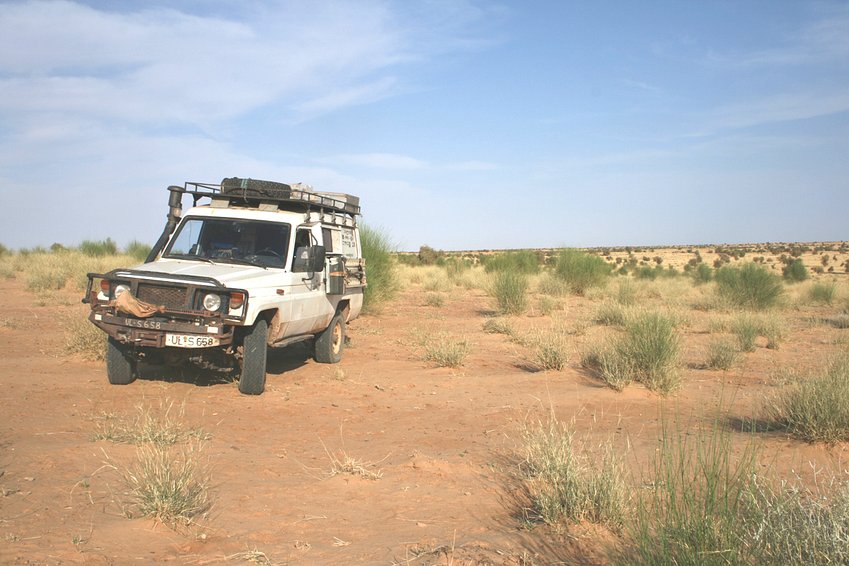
<box><xmin>165</xmin><ymin>334</ymin><xmax>220</xmax><ymax>348</ymax></box>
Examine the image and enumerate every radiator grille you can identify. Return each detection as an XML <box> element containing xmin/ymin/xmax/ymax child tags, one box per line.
<box><xmin>136</xmin><ymin>284</ymin><xmax>188</xmax><ymax>309</ymax></box>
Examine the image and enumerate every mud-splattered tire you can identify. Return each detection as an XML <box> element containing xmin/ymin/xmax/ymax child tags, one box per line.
<box><xmin>239</xmin><ymin>319</ymin><xmax>268</xmax><ymax>395</ymax></box>
<box><xmin>314</xmin><ymin>312</ymin><xmax>345</xmax><ymax>364</ymax></box>
<box><xmin>106</xmin><ymin>337</ymin><xmax>136</xmax><ymax>385</ymax></box>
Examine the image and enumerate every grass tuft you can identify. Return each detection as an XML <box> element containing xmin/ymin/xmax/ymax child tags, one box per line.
<box><xmin>64</xmin><ymin>313</ymin><xmax>106</xmax><ymax>361</ymax></box>
<box><xmin>768</xmin><ymin>353</ymin><xmax>849</xmax><ymax>442</ymax></box>
<box><xmin>423</xmin><ymin>333</ymin><xmax>471</xmax><ymax>367</ymax></box>
<box><xmin>715</xmin><ymin>263</ymin><xmax>783</xmax><ymax>310</ymax></box>
<box><xmin>520</xmin><ymin>417</ymin><xmax>628</xmax><ymax>528</ymax></box>
<box><xmin>360</xmin><ymin>224</ymin><xmax>399</xmax><ymax>312</ymax></box>
<box><xmin>93</xmin><ymin>400</ymin><xmax>209</xmax><ymax>446</ymax></box>
<box><xmin>490</xmin><ymin>270</ymin><xmax>529</xmax><ymax>315</ymax></box>
<box><xmin>117</xmin><ymin>442</ymin><xmax>213</xmax><ymax>527</ymax></box>
<box><xmin>552</xmin><ymin>249</ymin><xmax>611</xmax><ymax>295</ymax></box>
<box><xmin>704</xmin><ymin>338</ymin><xmax>739</xmax><ymax>370</ymax></box>
<box><xmin>808</xmin><ymin>280</ymin><xmax>837</xmax><ymax>305</ymax></box>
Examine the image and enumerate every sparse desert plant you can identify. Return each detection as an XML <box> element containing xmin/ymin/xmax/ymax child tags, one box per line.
<box><xmin>808</xmin><ymin>280</ymin><xmax>837</xmax><ymax>305</ymax></box>
<box><xmin>536</xmin><ymin>295</ymin><xmax>557</xmax><ymax>316</ymax></box>
<box><xmin>715</xmin><ymin>263</ymin><xmax>784</xmax><ymax>310</ymax></box>
<box><xmin>704</xmin><ymin>338</ymin><xmax>739</xmax><ymax>370</ymax></box>
<box><xmin>79</xmin><ymin>238</ymin><xmax>118</xmax><ymax>257</ymax></box>
<box><xmin>520</xmin><ymin>417</ymin><xmax>628</xmax><ymax>528</ymax></box>
<box><xmin>782</xmin><ymin>258</ymin><xmax>809</xmax><ymax>282</ymax></box>
<box><xmin>615</xmin><ymin>279</ymin><xmax>636</xmax><ymax>305</ymax></box>
<box><xmin>743</xmin><ymin>478</ymin><xmax>849</xmax><ymax>564</ymax></box>
<box><xmin>360</xmin><ymin>224</ymin><xmax>399</xmax><ymax>311</ymax></box>
<box><xmin>552</xmin><ymin>249</ymin><xmax>611</xmax><ymax>295</ymax></box>
<box><xmin>490</xmin><ymin>270</ymin><xmax>528</xmax><ymax>315</ymax></box>
<box><xmin>536</xmin><ymin>272</ymin><xmax>570</xmax><ymax>297</ymax></box>
<box><xmin>93</xmin><ymin>400</ymin><xmax>209</xmax><ymax>445</ymax></box>
<box><xmin>124</xmin><ymin>240</ymin><xmax>152</xmax><ymax>262</ymax></box>
<box><xmin>64</xmin><ymin>312</ymin><xmax>106</xmax><ymax>361</ymax></box>
<box><xmin>324</xmin><ymin>448</ymin><xmax>384</xmax><ymax>480</ymax></box>
<box><xmin>692</xmin><ymin>263</ymin><xmax>713</xmax><ymax>285</ymax></box>
<box><xmin>594</xmin><ymin>301</ymin><xmax>628</xmax><ymax>326</ymax></box>
<box><xmin>116</xmin><ymin>442</ymin><xmax>213</xmax><ymax>527</ymax></box>
<box><xmin>482</xmin><ymin>318</ymin><xmax>514</xmax><ymax>336</ymax></box>
<box><xmin>424</xmin><ymin>292</ymin><xmax>445</xmax><ymax>307</ymax></box>
<box><xmin>616</xmin><ymin>311</ymin><xmax>681</xmax><ymax>394</ymax></box>
<box><xmin>617</xmin><ymin>414</ymin><xmax>758</xmax><ymax>565</ymax></box>
<box><xmin>768</xmin><ymin>353</ymin><xmax>849</xmax><ymax>442</ymax></box>
<box><xmin>530</xmin><ymin>329</ymin><xmax>570</xmax><ymax>371</ymax></box>
<box><xmin>582</xmin><ymin>345</ymin><xmax>633</xmax><ymax>392</ymax></box>
<box><xmin>482</xmin><ymin>250</ymin><xmax>540</xmax><ymax>274</ymax></box>
<box><xmin>732</xmin><ymin>315</ymin><xmax>760</xmax><ymax>352</ymax></box>
<box><xmin>423</xmin><ymin>333</ymin><xmax>470</xmax><ymax>367</ymax></box>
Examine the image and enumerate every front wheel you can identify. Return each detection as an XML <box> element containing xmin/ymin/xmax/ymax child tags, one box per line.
<box><xmin>238</xmin><ymin>319</ymin><xmax>268</xmax><ymax>395</ymax></box>
<box><xmin>314</xmin><ymin>312</ymin><xmax>345</xmax><ymax>364</ymax></box>
<box><xmin>106</xmin><ymin>337</ymin><xmax>137</xmax><ymax>385</ymax></box>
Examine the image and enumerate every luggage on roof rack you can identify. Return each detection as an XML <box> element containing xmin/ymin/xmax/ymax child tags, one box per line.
<box><xmin>182</xmin><ymin>177</ymin><xmax>361</xmax><ymax>216</ymax></box>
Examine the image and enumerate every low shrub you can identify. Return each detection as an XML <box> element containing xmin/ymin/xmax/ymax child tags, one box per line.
<box><xmin>692</xmin><ymin>263</ymin><xmax>713</xmax><ymax>285</ymax></box>
<box><xmin>490</xmin><ymin>270</ymin><xmax>528</xmax><ymax>315</ymax></box>
<box><xmin>732</xmin><ymin>313</ymin><xmax>783</xmax><ymax>351</ymax></box>
<box><xmin>715</xmin><ymin>263</ymin><xmax>783</xmax><ymax>310</ymax></box>
<box><xmin>808</xmin><ymin>281</ymin><xmax>837</xmax><ymax>305</ymax></box>
<box><xmin>424</xmin><ymin>293</ymin><xmax>445</xmax><ymax>307</ymax></box>
<box><xmin>124</xmin><ymin>240</ymin><xmax>152</xmax><ymax>262</ymax></box>
<box><xmin>782</xmin><ymin>258</ymin><xmax>809</xmax><ymax>282</ymax></box>
<box><xmin>704</xmin><ymin>338</ymin><xmax>738</xmax><ymax>370</ymax></box>
<box><xmin>520</xmin><ymin>418</ymin><xmax>628</xmax><ymax>528</ymax></box>
<box><xmin>79</xmin><ymin>238</ymin><xmax>118</xmax><ymax>257</ymax></box>
<box><xmin>769</xmin><ymin>353</ymin><xmax>849</xmax><ymax>442</ymax></box>
<box><xmin>482</xmin><ymin>318</ymin><xmax>514</xmax><ymax>336</ymax></box>
<box><xmin>594</xmin><ymin>301</ymin><xmax>628</xmax><ymax>326</ymax></box>
<box><xmin>531</xmin><ymin>330</ymin><xmax>570</xmax><ymax>371</ymax></box>
<box><xmin>617</xmin><ymin>311</ymin><xmax>681</xmax><ymax>394</ymax></box>
<box><xmin>552</xmin><ymin>249</ymin><xmax>611</xmax><ymax>295</ymax></box>
<box><xmin>423</xmin><ymin>333</ymin><xmax>470</xmax><ymax>368</ymax></box>
<box><xmin>360</xmin><ymin>225</ymin><xmax>399</xmax><ymax>312</ymax></box>
<box><xmin>482</xmin><ymin>250</ymin><xmax>540</xmax><ymax>274</ymax></box>
<box><xmin>117</xmin><ymin>442</ymin><xmax>213</xmax><ymax>527</ymax></box>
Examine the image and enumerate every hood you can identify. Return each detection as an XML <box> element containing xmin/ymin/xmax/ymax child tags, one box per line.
<box><xmin>122</xmin><ymin>259</ymin><xmax>283</xmax><ymax>287</ymax></box>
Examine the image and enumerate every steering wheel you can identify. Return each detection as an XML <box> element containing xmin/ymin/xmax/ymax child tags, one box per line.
<box><xmin>253</xmin><ymin>248</ymin><xmax>282</xmax><ymax>258</ymax></box>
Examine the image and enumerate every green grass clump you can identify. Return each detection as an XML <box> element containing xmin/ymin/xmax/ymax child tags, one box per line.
<box><xmin>118</xmin><ymin>442</ymin><xmax>213</xmax><ymax>527</ymax></box>
<box><xmin>731</xmin><ymin>313</ymin><xmax>783</xmax><ymax>351</ymax></box>
<box><xmin>79</xmin><ymin>238</ymin><xmax>118</xmax><ymax>257</ymax></box>
<box><xmin>704</xmin><ymin>338</ymin><xmax>738</xmax><ymax>370</ymax></box>
<box><xmin>582</xmin><ymin>346</ymin><xmax>633</xmax><ymax>392</ymax></box>
<box><xmin>482</xmin><ymin>250</ymin><xmax>540</xmax><ymax>274</ymax></box>
<box><xmin>715</xmin><ymin>263</ymin><xmax>783</xmax><ymax>310</ymax></box>
<box><xmin>520</xmin><ymin>418</ymin><xmax>628</xmax><ymax>528</ymax></box>
<box><xmin>530</xmin><ymin>329</ymin><xmax>570</xmax><ymax>371</ymax></box>
<box><xmin>616</xmin><ymin>415</ymin><xmax>759</xmax><ymax>565</ymax></box>
<box><xmin>552</xmin><ymin>249</ymin><xmax>611</xmax><ymax>295</ymax></box>
<box><xmin>768</xmin><ymin>353</ymin><xmax>849</xmax><ymax>442</ymax></box>
<box><xmin>617</xmin><ymin>311</ymin><xmax>681</xmax><ymax>394</ymax></box>
<box><xmin>124</xmin><ymin>240</ymin><xmax>152</xmax><ymax>262</ymax></box>
<box><xmin>490</xmin><ymin>270</ymin><xmax>529</xmax><ymax>315</ymax></box>
<box><xmin>808</xmin><ymin>281</ymin><xmax>837</xmax><ymax>305</ymax></box>
<box><xmin>691</xmin><ymin>263</ymin><xmax>713</xmax><ymax>285</ymax></box>
<box><xmin>423</xmin><ymin>333</ymin><xmax>470</xmax><ymax>367</ymax></box>
<box><xmin>782</xmin><ymin>258</ymin><xmax>809</xmax><ymax>282</ymax></box>
<box><xmin>360</xmin><ymin>225</ymin><xmax>399</xmax><ymax>312</ymax></box>
<box><xmin>594</xmin><ymin>301</ymin><xmax>628</xmax><ymax>326</ymax></box>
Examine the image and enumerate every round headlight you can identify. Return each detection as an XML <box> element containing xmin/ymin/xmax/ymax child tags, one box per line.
<box><xmin>203</xmin><ymin>293</ymin><xmax>222</xmax><ymax>311</ymax></box>
<box><xmin>114</xmin><ymin>284</ymin><xmax>130</xmax><ymax>298</ymax></box>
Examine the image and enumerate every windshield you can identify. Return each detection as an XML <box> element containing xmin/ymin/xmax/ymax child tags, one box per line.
<box><xmin>164</xmin><ymin>217</ymin><xmax>290</xmax><ymax>269</ymax></box>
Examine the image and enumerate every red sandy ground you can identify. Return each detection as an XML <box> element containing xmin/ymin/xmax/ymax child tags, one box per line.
<box><xmin>1</xmin><ymin>274</ymin><xmax>847</xmax><ymax>565</ymax></box>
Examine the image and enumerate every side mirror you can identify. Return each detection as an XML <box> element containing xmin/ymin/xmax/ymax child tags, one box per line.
<box><xmin>293</xmin><ymin>245</ymin><xmax>326</xmax><ymax>273</ymax></box>
<box><xmin>309</xmin><ymin>245</ymin><xmax>326</xmax><ymax>272</ymax></box>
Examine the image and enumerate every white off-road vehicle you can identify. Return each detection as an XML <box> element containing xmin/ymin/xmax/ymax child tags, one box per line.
<box><xmin>83</xmin><ymin>178</ymin><xmax>366</xmax><ymax>395</ymax></box>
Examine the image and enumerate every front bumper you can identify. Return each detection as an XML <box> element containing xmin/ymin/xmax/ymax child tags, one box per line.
<box><xmin>90</xmin><ymin>311</ymin><xmax>234</xmax><ymax>348</ymax></box>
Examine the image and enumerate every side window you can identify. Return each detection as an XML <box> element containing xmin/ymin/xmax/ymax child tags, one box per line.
<box><xmin>322</xmin><ymin>227</ymin><xmax>334</xmax><ymax>253</ymax></box>
<box><xmin>291</xmin><ymin>228</ymin><xmax>312</xmax><ymax>272</ymax></box>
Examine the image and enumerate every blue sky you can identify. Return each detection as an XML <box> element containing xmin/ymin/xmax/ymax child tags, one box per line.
<box><xmin>1</xmin><ymin>1</ymin><xmax>847</xmax><ymax>251</ymax></box>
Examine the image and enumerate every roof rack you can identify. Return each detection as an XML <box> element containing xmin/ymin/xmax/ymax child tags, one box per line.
<box><xmin>182</xmin><ymin>179</ymin><xmax>361</xmax><ymax>217</ymax></box>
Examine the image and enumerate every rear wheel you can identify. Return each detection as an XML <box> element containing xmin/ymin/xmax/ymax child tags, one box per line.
<box><xmin>238</xmin><ymin>319</ymin><xmax>268</xmax><ymax>395</ymax></box>
<box><xmin>106</xmin><ymin>337</ymin><xmax>137</xmax><ymax>385</ymax></box>
<box><xmin>315</xmin><ymin>312</ymin><xmax>345</xmax><ymax>364</ymax></box>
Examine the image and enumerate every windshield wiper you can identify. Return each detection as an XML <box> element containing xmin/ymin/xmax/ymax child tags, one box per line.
<box><xmin>217</xmin><ymin>257</ymin><xmax>268</xmax><ymax>270</ymax></box>
<box><xmin>166</xmin><ymin>253</ymin><xmax>216</xmax><ymax>264</ymax></box>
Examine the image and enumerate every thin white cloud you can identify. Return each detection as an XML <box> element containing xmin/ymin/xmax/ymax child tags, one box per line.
<box><xmin>713</xmin><ymin>90</ymin><xmax>849</xmax><ymax>131</ymax></box>
<box><xmin>328</xmin><ymin>153</ymin><xmax>428</xmax><ymax>170</ymax></box>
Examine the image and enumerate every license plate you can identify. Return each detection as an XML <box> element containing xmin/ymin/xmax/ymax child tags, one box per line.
<box><xmin>165</xmin><ymin>334</ymin><xmax>220</xmax><ymax>348</ymax></box>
